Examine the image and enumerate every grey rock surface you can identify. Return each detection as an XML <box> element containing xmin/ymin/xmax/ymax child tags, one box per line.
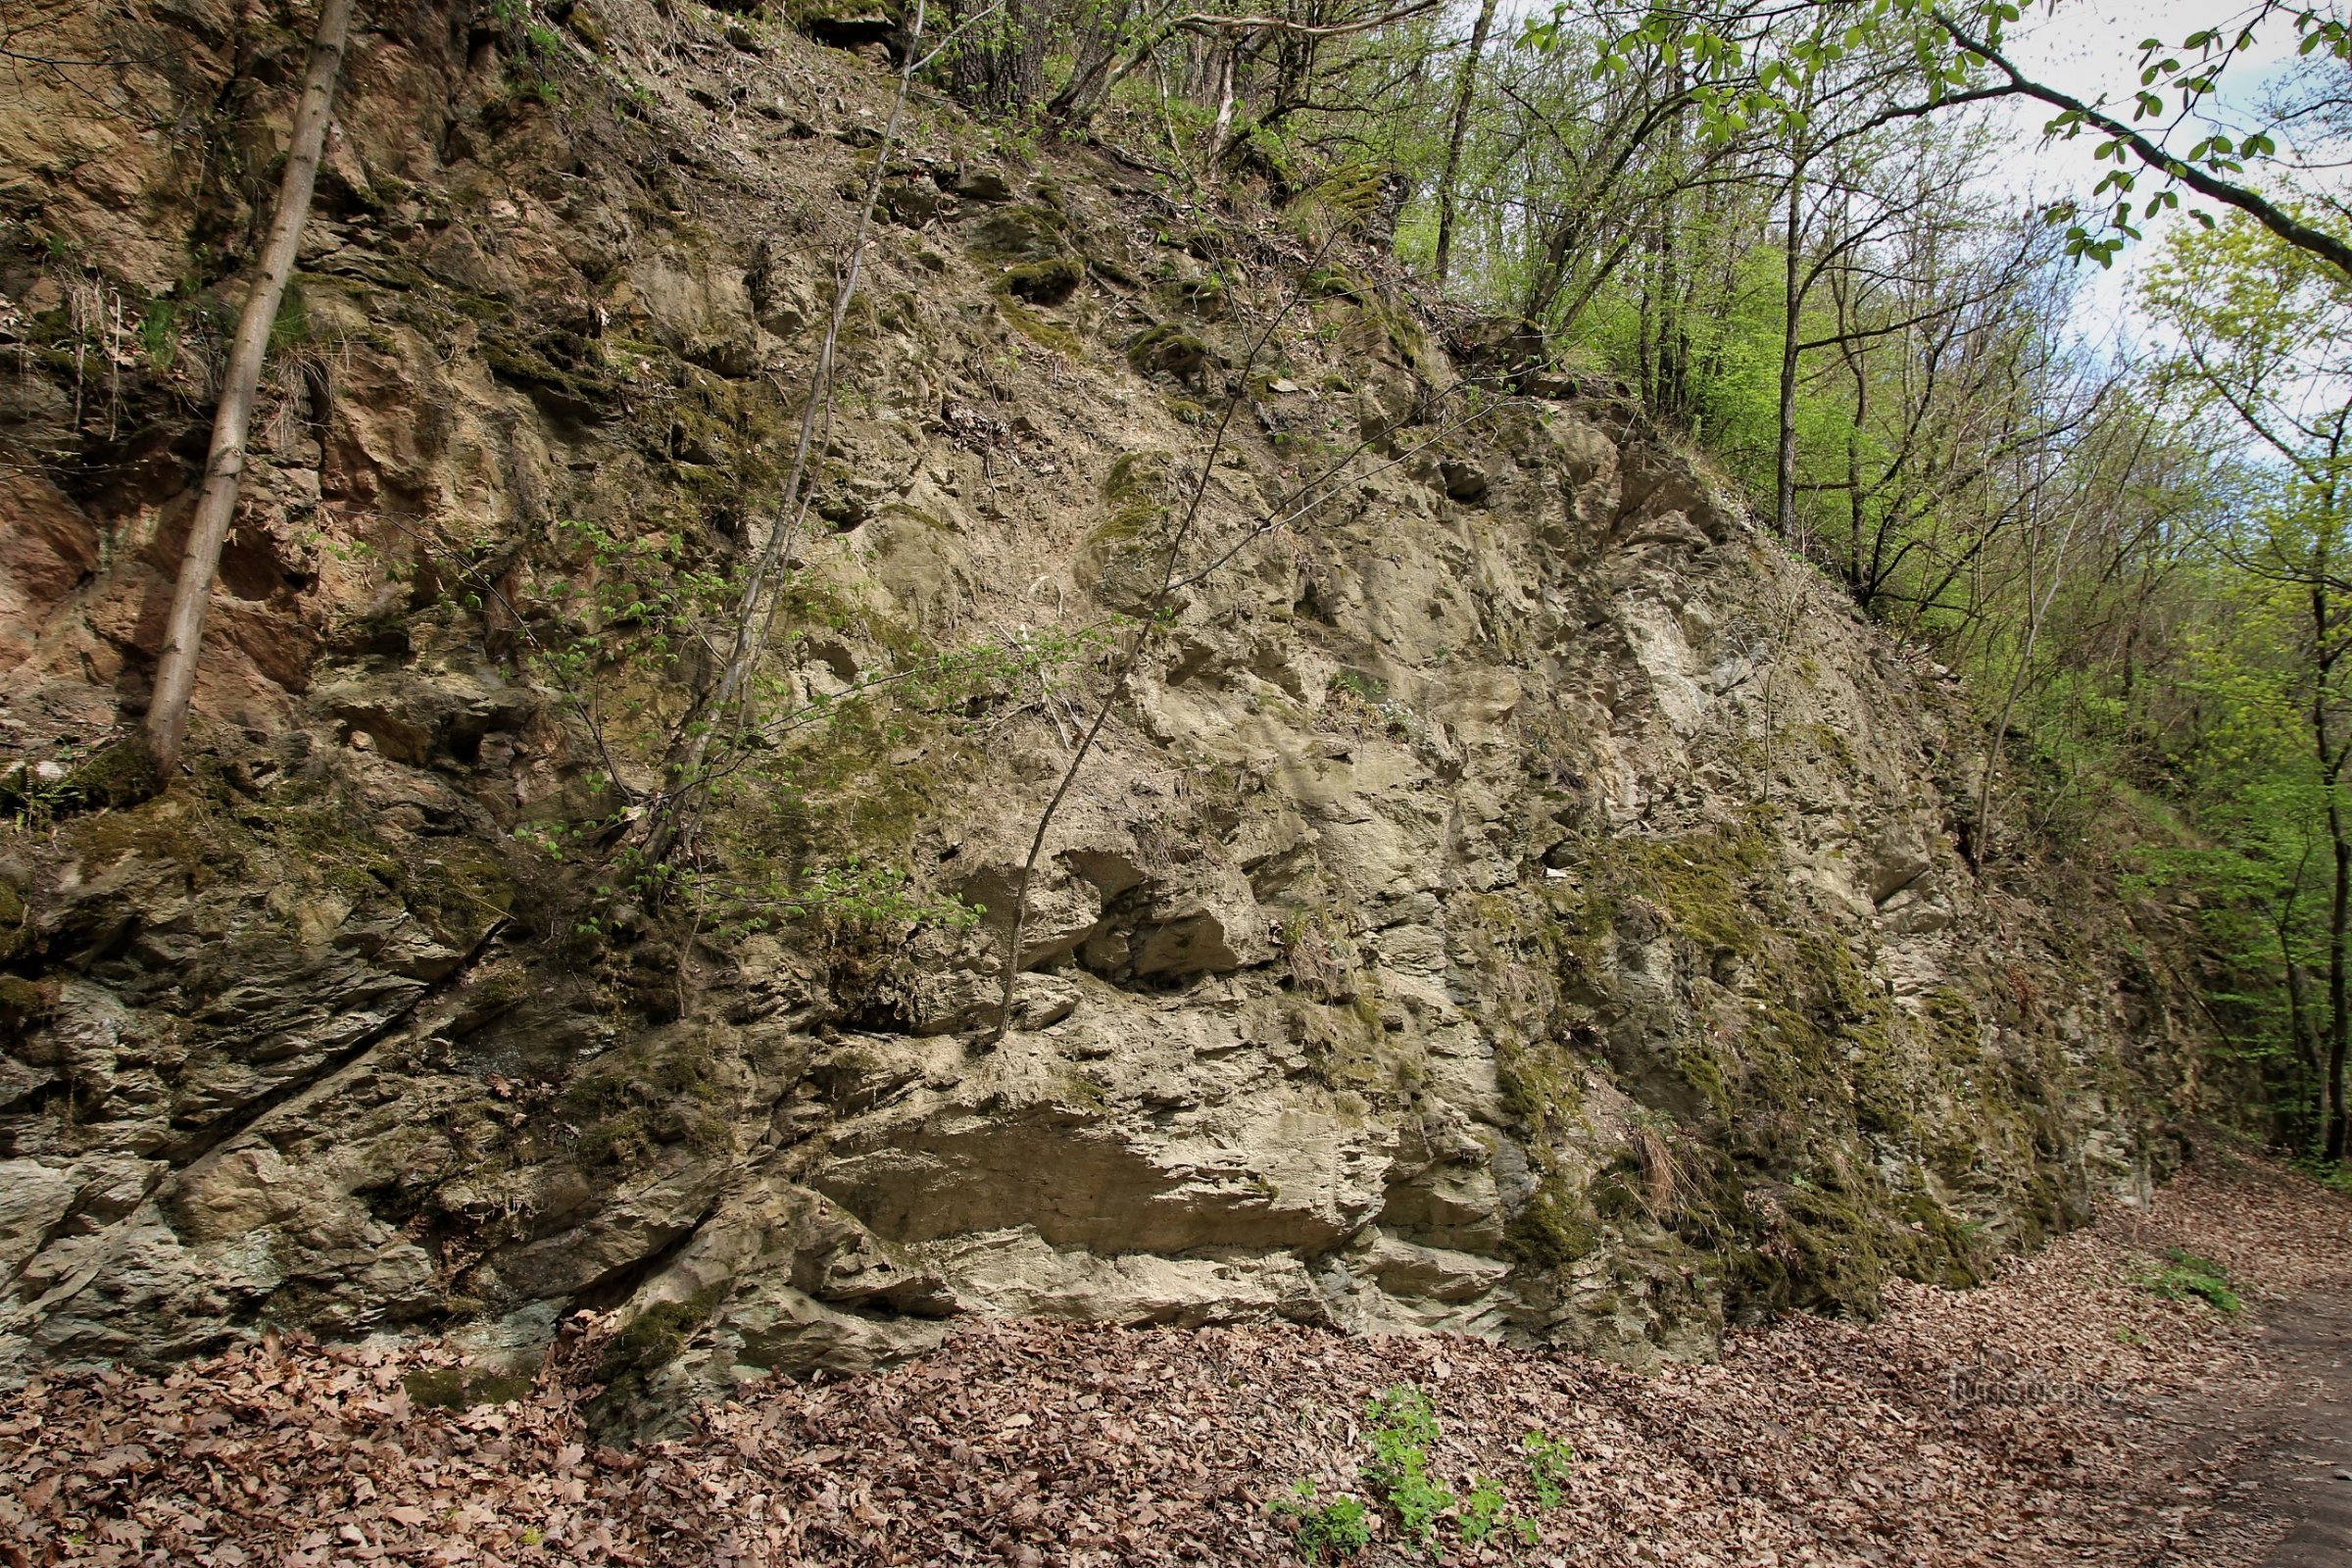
<box><xmin>0</xmin><ymin>0</ymin><xmax>2205</xmax><ymax>1413</ymax></box>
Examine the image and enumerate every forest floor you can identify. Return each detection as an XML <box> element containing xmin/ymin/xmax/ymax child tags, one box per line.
<box><xmin>4</xmin><ymin>1145</ymin><xmax>2351</xmax><ymax>1568</ymax></box>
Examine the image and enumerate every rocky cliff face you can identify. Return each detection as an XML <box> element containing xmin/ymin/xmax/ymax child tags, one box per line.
<box><xmin>0</xmin><ymin>0</ymin><xmax>2202</xmax><ymax>1409</ymax></box>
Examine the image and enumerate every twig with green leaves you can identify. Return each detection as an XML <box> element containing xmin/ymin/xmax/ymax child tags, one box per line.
<box><xmin>364</xmin><ymin>514</ymin><xmax>642</xmax><ymax>811</ymax></box>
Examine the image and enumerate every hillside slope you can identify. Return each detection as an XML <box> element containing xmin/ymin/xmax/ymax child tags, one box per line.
<box><xmin>0</xmin><ymin>0</ymin><xmax>2208</xmax><ymax>1403</ymax></box>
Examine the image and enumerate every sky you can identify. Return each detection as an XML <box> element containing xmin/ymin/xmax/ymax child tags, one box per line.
<box><xmin>1984</xmin><ymin>1</ymin><xmax>2316</xmax><ymax>334</ymax></box>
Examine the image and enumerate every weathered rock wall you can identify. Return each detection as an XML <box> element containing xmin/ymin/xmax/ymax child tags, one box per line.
<box><xmin>0</xmin><ymin>0</ymin><xmax>2206</xmax><ymax>1406</ymax></box>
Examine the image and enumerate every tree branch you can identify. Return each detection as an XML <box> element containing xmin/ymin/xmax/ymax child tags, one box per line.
<box><xmin>1936</xmin><ymin>9</ymin><xmax>2352</xmax><ymax>278</ymax></box>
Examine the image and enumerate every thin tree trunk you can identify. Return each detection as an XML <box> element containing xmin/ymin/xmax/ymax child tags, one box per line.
<box><xmin>640</xmin><ymin>0</ymin><xmax>936</xmax><ymax>865</ymax></box>
<box><xmin>1975</xmin><ymin>491</ymin><xmax>2078</xmax><ymax>872</ymax></box>
<box><xmin>2287</xmin><ymin>957</ymin><xmax>2316</xmax><ymax>1120</ymax></box>
<box><xmin>1635</xmin><ymin>253</ymin><xmax>1655</xmax><ymax>407</ymax></box>
<box><xmin>1206</xmin><ymin>42</ymin><xmax>1241</xmax><ymax>169</ymax></box>
<box><xmin>1046</xmin><ymin>0</ymin><xmax>1134</xmax><ymax>126</ymax></box>
<box><xmin>1845</xmin><ymin>355</ymin><xmax>1867</xmax><ymax>599</ymax></box>
<box><xmin>2275</xmin><ymin>847</ymin><xmax>2320</xmax><ymax>1144</ymax></box>
<box><xmin>987</xmin><ymin>260</ymin><xmax>1324</xmax><ymax>1046</ymax></box>
<box><xmin>2284</xmin><ymin>929</ymin><xmax>2323</xmax><ymax>1148</ymax></box>
<box><xmin>2314</xmin><ymin>569</ymin><xmax>2352</xmax><ymax>1161</ymax></box>
<box><xmin>1776</xmin><ymin>144</ymin><xmax>1805</xmax><ymax>537</ymax></box>
<box><xmin>1431</xmin><ymin>0</ymin><xmax>1497</xmax><ymax>286</ymax></box>
<box><xmin>2327</xmin><ymin>792</ymin><xmax>2350</xmax><ymax>1158</ymax></box>
<box><xmin>144</xmin><ymin>0</ymin><xmax>357</xmax><ymax>775</ymax></box>
<box><xmin>1654</xmin><ymin>111</ymin><xmax>1687</xmax><ymax>415</ymax></box>
<box><xmin>1833</xmin><ymin>268</ymin><xmax>1868</xmax><ymax>597</ymax></box>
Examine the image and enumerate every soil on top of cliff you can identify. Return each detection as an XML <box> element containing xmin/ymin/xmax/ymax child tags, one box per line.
<box><xmin>3</xmin><ymin>1144</ymin><xmax>2348</xmax><ymax>1568</ymax></box>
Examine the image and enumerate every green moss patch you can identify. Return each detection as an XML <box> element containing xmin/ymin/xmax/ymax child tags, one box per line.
<box><xmin>588</xmin><ymin>1286</ymin><xmax>725</xmax><ymax>1425</ymax></box>
<box><xmin>481</xmin><ymin>326</ymin><xmax>620</xmax><ymax>420</ymax></box>
<box><xmin>968</xmin><ymin>203</ymin><xmax>1069</xmax><ymax>262</ymax></box>
<box><xmin>560</xmin><ymin>1028</ymin><xmax>733</xmax><ymax>1168</ymax></box>
<box><xmin>1000</xmin><ymin>256</ymin><xmax>1082</xmax><ymax>305</ymax></box>
<box><xmin>1125</xmin><ymin>323</ymin><xmax>1214</xmax><ymax>381</ymax></box>
<box><xmin>1476</xmin><ymin>817</ymin><xmax>2034</xmax><ymax>1322</ymax></box>
<box><xmin>403</xmin><ymin>1364</ymin><xmax>538</xmax><ymax>1409</ymax></box>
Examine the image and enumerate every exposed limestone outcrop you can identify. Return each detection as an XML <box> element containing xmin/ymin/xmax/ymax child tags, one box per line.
<box><xmin>0</xmin><ymin>0</ymin><xmax>2203</xmax><ymax>1414</ymax></box>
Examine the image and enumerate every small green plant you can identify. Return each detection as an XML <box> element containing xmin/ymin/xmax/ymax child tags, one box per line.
<box><xmin>1361</xmin><ymin>1386</ymin><xmax>1454</xmax><ymax>1555</ymax></box>
<box><xmin>697</xmin><ymin>855</ymin><xmax>981</xmax><ymax>942</ymax></box>
<box><xmin>490</xmin><ymin>0</ymin><xmax>564</xmax><ymax>100</ymax></box>
<box><xmin>0</xmin><ymin>739</ymin><xmax>161</xmax><ymax>821</ymax></box>
<box><xmin>1523</xmin><ymin>1429</ymin><xmax>1576</xmax><ymax>1509</ymax></box>
<box><xmin>1459</xmin><ymin>1474</ymin><xmax>1509</xmax><ymax>1544</ymax></box>
<box><xmin>547</xmin><ymin>516</ymin><xmax>736</xmax><ymax>670</ymax></box>
<box><xmin>1271</xmin><ymin>1481</ymin><xmax>1371</xmax><ymax>1563</ymax></box>
<box><xmin>2293</xmin><ymin>1155</ymin><xmax>2352</xmax><ymax>1194</ymax></box>
<box><xmin>138</xmin><ymin>299</ymin><xmax>178</xmax><ymax>371</ymax></box>
<box><xmin>1323</xmin><ymin>667</ymin><xmax>1424</xmax><ymax>742</ymax></box>
<box><xmin>268</xmin><ymin>283</ymin><xmax>309</xmax><ymax>352</ymax></box>
<box><xmin>1282</xmin><ymin>1398</ymin><xmax>1568</xmax><ymax>1559</ymax></box>
<box><xmin>2134</xmin><ymin>1248</ymin><xmax>2240</xmax><ymax>1313</ymax></box>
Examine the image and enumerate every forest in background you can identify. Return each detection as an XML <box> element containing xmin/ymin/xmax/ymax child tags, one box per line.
<box><xmin>838</xmin><ymin>0</ymin><xmax>2352</xmax><ymax>1162</ymax></box>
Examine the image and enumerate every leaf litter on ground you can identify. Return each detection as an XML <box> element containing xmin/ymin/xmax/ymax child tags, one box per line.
<box><xmin>3</xmin><ymin>1148</ymin><xmax>2345</xmax><ymax>1567</ymax></box>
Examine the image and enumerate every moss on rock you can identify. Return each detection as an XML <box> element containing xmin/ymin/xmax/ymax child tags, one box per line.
<box><xmin>1000</xmin><ymin>256</ymin><xmax>1082</xmax><ymax>305</ymax></box>
<box><xmin>1488</xmin><ymin>815</ymin><xmax>2043</xmax><ymax>1323</ymax></box>
<box><xmin>1125</xmin><ymin>323</ymin><xmax>1213</xmax><ymax>381</ymax></box>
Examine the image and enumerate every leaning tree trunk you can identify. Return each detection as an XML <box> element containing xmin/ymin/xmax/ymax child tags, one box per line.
<box><xmin>144</xmin><ymin>0</ymin><xmax>357</xmax><ymax>776</ymax></box>
<box><xmin>1046</xmin><ymin>0</ymin><xmax>1134</xmax><ymax>127</ymax></box>
<box><xmin>1975</xmin><ymin>500</ymin><xmax>2080</xmax><ymax>874</ymax></box>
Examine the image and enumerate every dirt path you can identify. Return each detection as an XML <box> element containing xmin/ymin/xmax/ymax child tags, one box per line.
<box><xmin>2251</xmin><ymin>1287</ymin><xmax>2352</xmax><ymax>1567</ymax></box>
<box><xmin>2154</xmin><ymin>1283</ymin><xmax>2352</xmax><ymax>1568</ymax></box>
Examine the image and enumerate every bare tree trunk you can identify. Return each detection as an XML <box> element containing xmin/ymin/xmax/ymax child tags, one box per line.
<box><xmin>640</xmin><ymin>0</ymin><xmax>942</xmax><ymax>867</ymax></box>
<box><xmin>1431</xmin><ymin>0</ymin><xmax>1497</xmax><ymax>286</ymax></box>
<box><xmin>1776</xmin><ymin>145</ymin><xmax>1805</xmax><ymax>538</ymax></box>
<box><xmin>2327</xmin><ymin>789</ymin><xmax>2350</xmax><ymax>1158</ymax></box>
<box><xmin>1046</xmin><ymin>0</ymin><xmax>1134</xmax><ymax>126</ymax></box>
<box><xmin>2266</xmin><ymin>843</ymin><xmax>2322</xmax><ymax>1144</ymax></box>
<box><xmin>1635</xmin><ymin>251</ymin><xmax>1655</xmax><ymax>407</ymax></box>
<box><xmin>1975</xmin><ymin>489</ymin><xmax>2078</xmax><ymax>872</ymax></box>
<box><xmin>2288</xmin><ymin>956</ymin><xmax>2317</xmax><ymax>1121</ymax></box>
<box><xmin>1206</xmin><ymin>42</ymin><xmax>1241</xmax><ymax>170</ymax></box>
<box><xmin>2313</xmin><ymin>569</ymin><xmax>2352</xmax><ymax>1161</ymax></box>
<box><xmin>1841</xmin><ymin>320</ymin><xmax>1869</xmax><ymax>603</ymax></box>
<box><xmin>987</xmin><ymin>240</ymin><xmax>1340</xmax><ymax>1047</ymax></box>
<box><xmin>1652</xmin><ymin>110</ymin><xmax>1687</xmax><ymax>415</ymax></box>
<box><xmin>144</xmin><ymin>0</ymin><xmax>356</xmax><ymax>777</ymax></box>
<box><xmin>2281</xmin><ymin>915</ymin><xmax>2322</xmax><ymax>1147</ymax></box>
